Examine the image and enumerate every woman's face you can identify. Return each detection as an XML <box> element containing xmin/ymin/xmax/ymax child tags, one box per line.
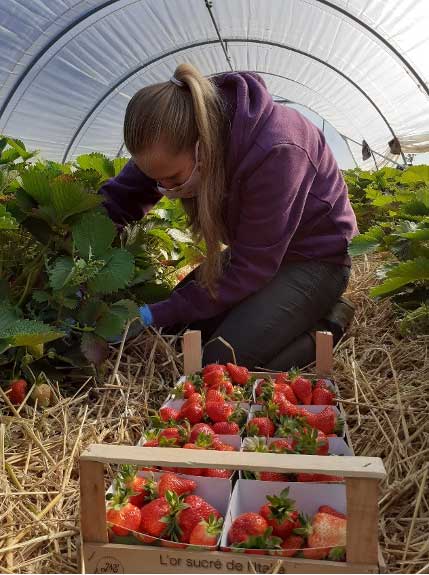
<box><xmin>134</xmin><ymin>141</ymin><xmax>195</xmax><ymax>189</ymax></box>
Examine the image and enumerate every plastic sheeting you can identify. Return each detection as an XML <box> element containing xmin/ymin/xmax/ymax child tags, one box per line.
<box><xmin>0</xmin><ymin>0</ymin><xmax>428</xmax><ymax>166</ymax></box>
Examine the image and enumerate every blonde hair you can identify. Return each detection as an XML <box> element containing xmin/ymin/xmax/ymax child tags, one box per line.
<box><xmin>124</xmin><ymin>63</ymin><xmax>228</xmax><ymax>296</ymax></box>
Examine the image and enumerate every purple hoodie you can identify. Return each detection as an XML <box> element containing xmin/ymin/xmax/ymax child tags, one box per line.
<box><xmin>100</xmin><ymin>72</ymin><xmax>358</xmax><ymax>328</ymax></box>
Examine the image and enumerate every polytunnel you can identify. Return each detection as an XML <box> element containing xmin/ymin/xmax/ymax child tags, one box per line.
<box><xmin>0</xmin><ymin>0</ymin><xmax>428</xmax><ymax>168</ymax></box>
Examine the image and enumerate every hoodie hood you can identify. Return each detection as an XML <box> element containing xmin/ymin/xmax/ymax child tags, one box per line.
<box><xmin>213</xmin><ymin>72</ymin><xmax>274</xmax><ymax>175</ymax></box>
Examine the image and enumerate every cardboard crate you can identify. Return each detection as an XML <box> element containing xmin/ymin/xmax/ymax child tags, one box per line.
<box><xmin>80</xmin><ymin>444</ymin><xmax>386</xmax><ymax>573</ymax></box>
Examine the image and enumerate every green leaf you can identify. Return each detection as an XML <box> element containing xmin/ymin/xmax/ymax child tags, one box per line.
<box><xmin>32</xmin><ymin>290</ymin><xmax>50</xmax><ymax>303</ymax></box>
<box><xmin>148</xmin><ymin>229</ymin><xmax>175</xmax><ymax>252</ymax></box>
<box><xmin>49</xmin><ymin>257</ymin><xmax>75</xmax><ymax>290</ymax></box>
<box><xmin>20</xmin><ymin>168</ymin><xmax>51</xmax><ymax>205</ymax></box>
<box><xmin>113</xmin><ymin>157</ymin><xmax>129</xmax><ymax>176</ymax></box>
<box><xmin>371</xmin><ymin>258</ymin><xmax>429</xmax><ymax>297</ymax></box>
<box><xmin>6</xmin><ymin>137</ymin><xmax>33</xmax><ymax>160</ymax></box>
<box><xmin>0</xmin><ymin>205</ymin><xmax>18</xmax><ymax>230</ymax></box>
<box><xmin>401</xmin><ymin>166</ymin><xmax>429</xmax><ymax>185</ymax></box>
<box><xmin>1</xmin><ymin>319</ymin><xmax>63</xmax><ymax>347</ymax></box>
<box><xmin>50</xmin><ymin>177</ymin><xmax>103</xmax><ymax>222</ymax></box>
<box><xmin>0</xmin><ymin>303</ymin><xmax>18</xmax><ymax>331</ymax></box>
<box><xmin>77</xmin><ymin>299</ymin><xmax>108</xmax><ymax>325</ymax></box>
<box><xmin>167</xmin><ymin>228</ymin><xmax>193</xmax><ymax>244</ymax></box>
<box><xmin>87</xmin><ymin>248</ymin><xmax>134</xmax><ymax>294</ymax></box>
<box><xmin>81</xmin><ymin>332</ymin><xmax>109</xmax><ymax>366</ymax></box>
<box><xmin>94</xmin><ymin>300</ymin><xmax>138</xmax><ymax>339</ymax></box>
<box><xmin>76</xmin><ymin>153</ymin><xmax>115</xmax><ymax>180</ymax></box>
<box><xmin>348</xmin><ymin>227</ymin><xmax>385</xmax><ymax>257</ymax></box>
<box><xmin>0</xmin><ymin>148</ymin><xmax>20</xmax><ymax>165</ymax></box>
<box><xmin>399</xmin><ymin>228</ymin><xmax>429</xmax><ymax>241</ymax></box>
<box><xmin>72</xmin><ymin>212</ymin><xmax>116</xmax><ymax>259</ymax></box>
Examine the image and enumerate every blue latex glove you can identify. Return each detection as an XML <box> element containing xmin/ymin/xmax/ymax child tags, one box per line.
<box><xmin>139</xmin><ymin>304</ymin><xmax>153</xmax><ymax>327</ymax></box>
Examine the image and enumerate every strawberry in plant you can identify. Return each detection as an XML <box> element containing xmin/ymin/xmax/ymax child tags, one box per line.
<box><xmin>296</xmin><ymin>511</ymin><xmax>346</xmax><ymax>560</ymax></box>
<box><xmin>211</xmin><ymin>421</ymin><xmax>240</xmax><ymax>435</ymax></box>
<box><xmin>246</xmin><ymin>416</ymin><xmax>275</xmax><ymax>437</ymax></box>
<box><xmin>9</xmin><ymin>379</ymin><xmax>27</xmax><ymax>405</ymax></box>
<box><xmin>226</xmin><ymin>363</ymin><xmax>249</xmax><ymax>385</ymax></box>
<box><xmin>159</xmin><ymin>406</ymin><xmax>179</xmax><ymax>422</ymax></box>
<box><xmin>158</xmin><ymin>473</ymin><xmax>197</xmax><ymax>497</ymax></box>
<box><xmin>177</xmin><ymin>494</ymin><xmax>221</xmax><ymax>543</ymax></box>
<box><xmin>106</xmin><ymin>487</ymin><xmax>142</xmax><ymax>536</ymax></box>
<box><xmin>189</xmin><ymin>514</ymin><xmax>224</xmax><ymax>546</ymax></box>
<box><xmin>259</xmin><ymin>488</ymin><xmax>299</xmax><ymax>538</ymax></box>
<box><xmin>31</xmin><ymin>381</ymin><xmax>52</xmax><ymax>407</ymax></box>
<box><xmin>118</xmin><ymin>465</ymin><xmax>156</xmax><ymax>507</ymax></box>
<box><xmin>281</xmin><ymin>534</ymin><xmax>304</xmax><ymax>557</ymax></box>
<box><xmin>227</xmin><ymin>512</ymin><xmax>269</xmax><ymax>544</ymax></box>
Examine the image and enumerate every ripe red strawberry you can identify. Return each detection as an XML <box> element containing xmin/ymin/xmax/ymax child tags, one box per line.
<box><xmin>9</xmin><ymin>379</ymin><xmax>27</xmax><ymax>405</ymax></box>
<box><xmin>214</xmin><ymin>441</ymin><xmax>235</xmax><ymax>451</ymax></box>
<box><xmin>222</xmin><ymin>380</ymin><xmax>234</xmax><ymax>395</ymax></box>
<box><xmin>276</xmin><ymin>398</ymin><xmax>302</xmax><ymax>418</ymax></box>
<box><xmin>106</xmin><ymin>488</ymin><xmax>141</xmax><ymax>536</ymax></box>
<box><xmin>183</xmin><ymin>380</ymin><xmax>195</xmax><ymax>398</ymax></box>
<box><xmin>290</xmin><ymin>373</ymin><xmax>312</xmax><ymax>404</ymax></box>
<box><xmin>143</xmin><ymin>439</ymin><xmax>159</xmax><ymax>447</ymax></box>
<box><xmin>255</xmin><ymin>471</ymin><xmax>289</xmax><ymax>481</ymax></box>
<box><xmin>118</xmin><ymin>465</ymin><xmax>156</xmax><ymax>507</ymax></box>
<box><xmin>189</xmin><ymin>423</ymin><xmax>215</xmax><ymax>443</ymax></box>
<box><xmin>139</xmin><ymin>496</ymin><xmax>177</xmax><ymax>539</ymax></box>
<box><xmin>212</xmin><ymin>421</ymin><xmax>240</xmax><ymax>435</ymax></box>
<box><xmin>255</xmin><ymin>378</ymin><xmax>269</xmax><ymax>397</ymax></box>
<box><xmin>177</xmin><ymin>494</ymin><xmax>221</xmax><ymax>543</ymax></box>
<box><xmin>246</xmin><ymin>417</ymin><xmax>275</xmax><ymax>437</ymax></box>
<box><xmin>183</xmin><ymin>392</ymin><xmax>203</xmax><ymax>405</ymax></box>
<box><xmin>274</xmin><ymin>383</ymin><xmax>298</xmax><ymax>404</ymax></box>
<box><xmin>158</xmin><ymin>473</ymin><xmax>197</xmax><ymax>497</ymax></box>
<box><xmin>204</xmin><ymin>468</ymin><xmax>231</xmax><ymax>478</ymax></box>
<box><xmin>189</xmin><ymin>514</ymin><xmax>224</xmax><ymax>546</ymax></box>
<box><xmin>298</xmin><ymin>511</ymin><xmax>346</xmax><ymax>560</ymax></box>
<box><xmin>259</xmin><ymin>488</ymin><xmax>299</xmax><ymax>538</ymax></box>
<box><xmin>226</xmin><ymin>363</ymin><xmax>249</xmax><ymax>385</ymax></box>
<box><xmin>202</xmin><ymin>363</ymin><xmax>227</xmax><ymax>376</ymax></box>
<box><xmin>205</xmin><ymin>388</ymin><xmax>225</xmax><ymax>403</ymax></box>
<box><xmin>159</xmin><ymin>406</ymin><xmax>179</xmax><ymax>422</ymax></box>
<box><xmin>315</xmin><ymin>378</ymin><xmax>329</xmax><ymax>389</ymax></box>
<box><xmin>228</xmin><ymin>513</ymin><xmax>268</xmax><ymax>544</ymax></box>
<box><xmin>274</xmin><ymin>372</ymin><xmax>290</xmax><ymax>385</ymax></box>
<box><xmin>318</xmin><ymin>505</ymin><xmax>347</xmax><ymax>520</ymax></box>
<box><xmin>205</xmin><ymin>401</ymin><xmax>233</xmax><ymax>423</ymax></box>
<box><xmin>303</xmin><ymin>407</ymin><xmax>342</xmax><ymax>435</ymax></box>
<box><xmin>158</xmin><ymin>426</ymin><xmax>188</xmax><ymax>445</ymax></box>
<box><xmin>269</xmin><ymin>438</ymin><xmax>294</xmax><ymax>453</ymax></box>
<box><xmin>312</xmin><ymin>386</ymin><xmax>334</xmax><ymax>405</ymax></box>
<box><xmin>178</xmin><ymin>402</ymin><xmax>204</xmax><ymax>424</ymax></box>
<box><xmin>296</xmin><ymin>473</ymin><xmax>343</xmax><ymax>482</ymax></box>
<box><xmin>203</xmin><ymin>369</ymin><xmax>226</xmax><ymax>388</ymax></box>
<box><xmin>281</xmin><ymin>534</ymin><xmax>304</xmax><ymax>557</ymax></box>
<box><xmin>292</xmin><ymin>426</ymin><xmax>329</xmax><ymax>456</ymax></box>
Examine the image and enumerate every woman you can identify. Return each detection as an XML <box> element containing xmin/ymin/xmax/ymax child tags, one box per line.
<box><xmin>101</xmin><ymin>63</ymin><xmax>357</xmax><ymax>369</ymax></box>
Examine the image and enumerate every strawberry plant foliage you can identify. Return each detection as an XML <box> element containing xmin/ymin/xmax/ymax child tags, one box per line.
<box><xmin>347</xmin><ymin>164</ymin><xmax>429</xmax><ymax>335</ymax></box>
<box><xmin>0</xmin><ymin>136</ymin><xmax>197</xmax><ymax>378</ymax></box>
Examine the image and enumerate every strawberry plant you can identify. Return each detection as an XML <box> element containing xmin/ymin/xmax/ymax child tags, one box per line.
<box><xmin>0</xmin><ymin>138</ymin><xmax>205</xmax><ymax>381</ymax></box>
<box><xmin>346</xmin><ymin>165</ymin><xmax>429</xmax><ymax>335</ymax></box>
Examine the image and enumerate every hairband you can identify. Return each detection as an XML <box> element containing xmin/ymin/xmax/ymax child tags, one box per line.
<box><xmin>170</xmin><ymin>76</ymin><xmax>185</xmax><ymax>87</ymax></box>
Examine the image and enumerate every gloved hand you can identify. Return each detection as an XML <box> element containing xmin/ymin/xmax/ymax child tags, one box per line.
<box><xmin>139</xmin><ymin>304</ymin><xmax>153</xmax><ymax>327</ymax></box>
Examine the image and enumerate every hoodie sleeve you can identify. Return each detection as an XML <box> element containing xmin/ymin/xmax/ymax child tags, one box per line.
<box><xmin>99</xmin><ymin>160</ymin><xmax>162</xmax><ymax>225</ymax></box>
<box><xmin>149</xmin><ymin>144</ymin><xmax>317</xmax><ymax>328</ymax></box>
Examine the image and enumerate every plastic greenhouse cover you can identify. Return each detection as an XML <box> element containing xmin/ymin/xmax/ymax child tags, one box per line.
<box><xmin>0</xmin><ymin>0</ymin><xmax>428</xmax><ymax>166</ymax></box>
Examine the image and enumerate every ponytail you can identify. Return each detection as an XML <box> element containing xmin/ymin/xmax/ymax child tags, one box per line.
<box><xmin>124</xmin><ymin>63</ymin><xmax>227</xmax><ymax>296</ymax></box>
